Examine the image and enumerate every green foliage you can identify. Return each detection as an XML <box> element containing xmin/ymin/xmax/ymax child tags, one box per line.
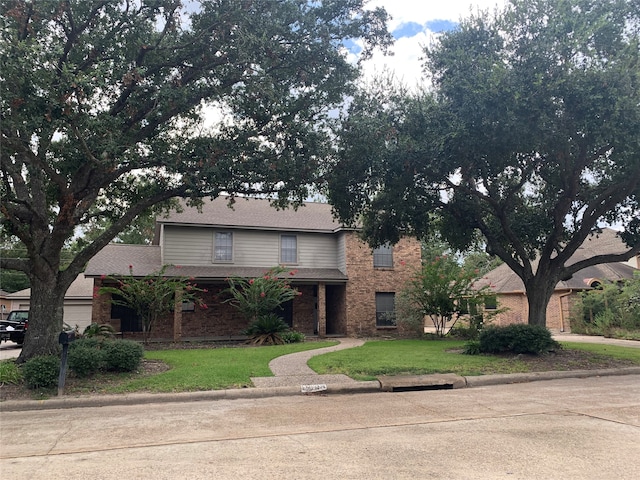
<box><xmin>479</xmin><ymin>325</ymin><xmax>561</xmax><ymax>355</ymax></box>
<box><xmin>450</xmin><ymin>315</ymin><xmax>486</xmax><ymax>340</ymax></box>
<box><xmin>82</xmin><ymin>323</ymin><xmax>116</xmax><ymax>339</ymax></box>
<box><xmin>280</xmin><ymin>331</ymin><xmax>306</xmax><ymax>344</ymax></box>
<box><xmin>570</xmin><ymin>275</ymin><xmax>640</xmax><ymax>338</ymax></box>
<box><xmin>102</xmin><ymin>340</ymin><xmax>144</xmax><ymax>372</ymax></box>
<box><xmin>21</xmin><ymin>355</ymin><xmax>59</xmax><ymax>389</ymax></box>
<box><xmin>68</xmin><ymin>345</ymin><xmax>105</xmax><ymax>378</ymax></box>
<box><xmin>0</xmin><ymin>0</ymin><xmax>391</xmax><ymax>360</ymax></box>
<box><xmin>328</xmin><ymin>0</ymin><xmax>640</xmax><ymax>328</ymax></box>
<box><xmin>394</xmin><ymin>292</ymin><xmax>426</xmax><ymax>337</ymax></box>
<box><xmin>99</xmin><ymin>265</ymin><xmax>207</xmax><ymax>342</ymax></box>
<box><xmin>70</xmin><ymin>337</ymin><xmax>105</xmax><ymax>351</ymax></box>
<box><xmin>463</xmin><ymin>341</ymin><xmax>482</xmax><ymax>355</ymax></box>
<box><xmin>225</xmin><ymin>267</ymin><xmax>300</xmax><ymax>324</ymax></box>
<box><xmin>243</xmin><ymin>314</ymin><xmax>292</xmax><ymax>346</ymax></box>
<box><xmin>398</xmin><ymin>255</ymin><xmax>489</xmax><ymax>336</ymax></box>
<box><xmin>0</xmin><ymin>360</ymin><xmax>22</xmax><ymax>385</ymax></box>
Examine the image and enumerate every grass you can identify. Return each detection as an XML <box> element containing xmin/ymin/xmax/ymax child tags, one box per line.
<box><xmin>4</xmin><ymin>338</ymin><xmax>639</xmax><ymax>399</ymax></box>
<box><xmin>307</xmin><ymin>339</ymin><xmax>640</xmax><ymax>380</ymax></box>
<box><xmin>78</xmin><ymin>341</ymin><xmax>338</xmax><ymax>394</ymax></box>
<box><xmin>560</xmin><ymin>342</ymin><xmax>640</xmax><ymax>361</ymax></box>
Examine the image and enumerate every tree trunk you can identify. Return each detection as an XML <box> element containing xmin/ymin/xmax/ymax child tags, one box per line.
<box><xmin>17</xmin><ymin>273</ymin><xmax>71</xmax><ymax>363</ymax></box>
<box><xmin>525</xmin><ymin>276</ymin><xmax>557</xmax><ymax>328</ymax></box>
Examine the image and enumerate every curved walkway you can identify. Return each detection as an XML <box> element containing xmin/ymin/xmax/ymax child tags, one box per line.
<box><xmin>251</xmin><ymin>338</ymin><xmax>365</xmax><ymax>388</ymax></box>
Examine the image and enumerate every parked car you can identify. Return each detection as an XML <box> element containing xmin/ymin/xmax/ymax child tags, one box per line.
<box><xmin>0</xmin><ymin>311</ymin><xmax>74</xmax><ymax>346</ymax></box>
<box><xmin>0</xmin><ymin>310</ymin><xmax>29</xmax><ymax>345</ymax></box>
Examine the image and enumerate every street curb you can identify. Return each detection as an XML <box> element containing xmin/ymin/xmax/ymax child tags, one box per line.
<box><xmin>463</xmin><ymin>366</ymin><xmax>640</xmax><ymax>387</ymax></box>
<box><xmin>2</xmin><ymin>369</ymin><xmax>639</xmax><ymax>412</ymax></box>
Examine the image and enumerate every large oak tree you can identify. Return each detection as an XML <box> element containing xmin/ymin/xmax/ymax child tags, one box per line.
<box><xmin>0</xmin><ymin>0</ymin><xmax>391</xmax><ymax>361</ymax></box>
<box><xmin>328</xmin><ymin>0</ymin><xmax>640</xmax><ymax>327</ymax></box>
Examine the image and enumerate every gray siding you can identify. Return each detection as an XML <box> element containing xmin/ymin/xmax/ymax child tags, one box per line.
<box><xmin>337</xmin><ymin>232</ymin><xmax>347</xmax><ymax>273</ymax></box>
<box><xmin>162</xmin><ymin>226</ymin><xmax>213</xmax><ymax>265</ymax></box>
<box><xmin>162</xmin><ymin>225</ymin><xmax>339</xmax><ymax>268</ymax></box>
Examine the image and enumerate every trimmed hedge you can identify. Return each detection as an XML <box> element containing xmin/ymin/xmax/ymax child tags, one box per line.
<box><xmin>22</xmin><ymin>355</ymin><xmax>59</xmax><ymax>389</ymax></box>
<box><xmin>102</xmin><ymin>340</ymin><xmax>144</xmax><ymax>372</ymax></box>
<box><xmin>479</xmin><ymin>324</ymin><xmax>560</xmax><ymax>355</ymax></box>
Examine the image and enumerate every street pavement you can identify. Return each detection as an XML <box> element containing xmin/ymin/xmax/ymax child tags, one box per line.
<box><xmin>1</xmin><ymin>374</ymin><xmax>639</xmax><ymax>479</ymax></box>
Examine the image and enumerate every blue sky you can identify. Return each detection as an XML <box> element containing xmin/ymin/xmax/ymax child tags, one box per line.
<box><xmin>357</xmin><ymin>0</ymin><xmax>507</xmax><ymax>85</ymax></box>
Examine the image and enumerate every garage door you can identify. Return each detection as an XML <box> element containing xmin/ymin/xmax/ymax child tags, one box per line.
<box><xmin>64</xmin><ymin>305</ymin><xmax>93</xmax><ymax>332</ymax></box>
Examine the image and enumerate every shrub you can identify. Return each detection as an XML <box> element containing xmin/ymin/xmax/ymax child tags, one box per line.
<box><xmin>243</xmin><ymin>314</ymin><xmax>291</xmax><ymax>345</ymax></box>
<box><xmin>69</xmin><ymin>337</ymin><xmax>105</xmax><ymax>351</ymax></box>
<box><xmin>103</xmin><ymin>340</ymin><xmax>144</xmax><ymax>372</ymax></box>
<box><xmin>479</xmin><ymin>324</ymin><xmax>560</xmax><ymax>355</ymax></box>
<box><xmin>68</xmin><ymin>346</ymin><xmax>104</xmax><ymax>377</ymax></box>
<box><xmin>82</xmin><ymin>323</ymin><xmax>116</xmax><ymax>339</ymax></box>
<box><xmin>463</xmin><ymin>340</ymin><xmax>481</xmax><ymax>355</ymax></box>
<box><xmin>0</xmin><ymin>360</ymin><xmax>22</xmax><ymax>385</ymax></box>
<box><xmin>281</xmin><ymin>331</ymin><xmax>305</xmax><ymax>344</ymax></box>
<box><xmin>22</xmin><ymin>355</ymin><xmax>59</xmax><ymax>389</ymax></box>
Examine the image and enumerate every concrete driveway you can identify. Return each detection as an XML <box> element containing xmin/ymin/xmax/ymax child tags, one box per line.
<box><xmin>1</xmin><ymin>374</ymin><xmax>638</xmax><ymax>479</ymax></box>
<box><xmin>0</xmin><ymin>342</ymin><xmax>21</xmax><ymax>360</ymax></box>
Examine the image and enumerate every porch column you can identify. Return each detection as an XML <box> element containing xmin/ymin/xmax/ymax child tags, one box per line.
<box><xmin>317</xmin><ymin>282</ymin><xmax>327</xmax><ymax>338</ymax></box>
<box><xmin>173</xmin><ymin>289</ymin><xmax>183</xmax><ymax>342</ymax></box>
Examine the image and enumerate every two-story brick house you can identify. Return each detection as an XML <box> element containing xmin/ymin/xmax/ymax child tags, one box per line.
<box><xmin>85</xmin><ymin>197</ymin><xmax>421</xmax><ymax>340</ymax></box>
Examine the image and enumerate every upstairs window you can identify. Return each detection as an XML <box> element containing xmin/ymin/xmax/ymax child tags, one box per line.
<box><xmin>280</xmin><ymin>235</ymin><xmax>298</xmax><ymax>264</ymax></box>
<box><xmin>214</xmin><ymin>232</ymin><xmax>233</xmax><ymax>262</ymax></box>
<box><xmin>373</xmin><ymin>244</ymin><xmax>393</xmax><ymax>268</ymax></box>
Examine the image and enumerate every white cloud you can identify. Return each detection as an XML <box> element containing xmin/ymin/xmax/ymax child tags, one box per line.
<box><xmin>360</xmin><ymin>0</ymin><xmax>508</xmax><ymax>86</ymax></box>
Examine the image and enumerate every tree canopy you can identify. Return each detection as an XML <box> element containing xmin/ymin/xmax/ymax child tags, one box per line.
<box><xmin>0</xmin><ymin>0</ymin><xmax>391</xmax><ymax>360</ymax></box>
<box><xmin>328</xmin><ymin>0</ymin><xmax>640</xmax><ymax>327</ymax></box>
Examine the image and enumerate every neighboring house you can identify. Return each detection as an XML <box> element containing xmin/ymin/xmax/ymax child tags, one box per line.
<box><xmin>85</xmin><ymin>197</ymin><xmax>422</xmax><ymax>340</ymax></box>
<box><xmin>5</xmin><ymin>274</ymin><xmax>95</xmax><ymax>330</ymax></box>
<box><xmin>476</xmin><ymin>229</ymin><xmax>639</xmax><ymax>332</ymax></box>
<box><xmin>0</xmin><ymin>290</ymin><xmax>10</xmax><ymax>320</ymax></box>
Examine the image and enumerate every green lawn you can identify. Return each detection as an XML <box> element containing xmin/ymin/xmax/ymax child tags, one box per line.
<box><xmin>102</xmin><ymin>341</ymin><xmax>339</xmax><ymax>394</ymax></box>
<box><xmin>307</xmin><ymin>339</ymin><xmax>640</xmax><ymax>380</ymax></box>
<box><xmin>44</xmin><ymin>338</ymin><xmax>640</xmax><ymax>397</ymax></box>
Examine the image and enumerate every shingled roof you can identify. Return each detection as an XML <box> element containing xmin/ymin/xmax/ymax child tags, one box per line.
<box><xmin>477</xmin><ymin>229</ymin><xmax>638</xmax><ymax>293</ymax></box>
<box><xmin>157</xmin><ymin>196</ymin><xmax>343</xmax><ymax>233</ymax></box>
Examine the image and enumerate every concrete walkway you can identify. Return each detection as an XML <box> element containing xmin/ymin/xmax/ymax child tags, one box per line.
<box><xmin>553</xmin><ymin>332</ymin><xmax>640</xmax><ymax>348</ymax></box>
<box><xmin>251</xmin><ymin>337</ymin><xmax>365</xmax><ymax>388</ymax></box>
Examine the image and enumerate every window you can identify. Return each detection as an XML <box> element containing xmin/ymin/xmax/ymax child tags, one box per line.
<box><xmin>181</xmin><ymin>301</ymin><xmax>195</xmax><ymax>312</ymax></box>
<box><xmin>376</xmin><ymin>292</ymin><xmax>396</xmax><ymax>327</ymax></box>
<box><xmin>373</xmin><ymin>244</ymin><xmax>393</xmax><ymax>268</ymax></box>
<box><xmin>214</xmin><ymin>232</ymin><xmax>233</xmax><ymax>262</ymax></box>
<box><xmin>281</xmin><ymin>235</ymin><xmax>297</xmax><ymax>264</ymax></box>
<box><xmin>110</xmin><ymin>297</ymin><xmax>142</xmax><ymax>332</ymax></box>
<box><xmin>484</xmin><ymin>295</ymin><xmax>497</xmax><ymax>310</ymax></box>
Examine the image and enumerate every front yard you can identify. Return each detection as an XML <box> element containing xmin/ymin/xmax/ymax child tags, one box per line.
<box><xmin>1</xmin><ymin>339</ymin><xmax>639</xmax><ymax>401</ymax></box>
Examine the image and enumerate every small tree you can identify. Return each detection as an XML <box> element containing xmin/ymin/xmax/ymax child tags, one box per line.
<box><xmin>99</xmin><ymin>265</ymin><xmax>207</xmax><ymax>343</ymax></box>
<box><xmin>399</xmin><ymin>256</ymin><xmax>489</xmax><ymax>337</ymax></box>
<box><xmin>225</xmin><ymin>267</ymin><xmax>300</xmax><ymax>343</ymax></box>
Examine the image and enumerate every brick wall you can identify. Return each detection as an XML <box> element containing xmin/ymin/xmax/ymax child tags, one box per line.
<box><xmin>91</xmin><ymin>280</ymin><xmax>318</xmax><ymax>340</ymax></box>
<box><xmin>343</xmin><ymin>233</ymin><xmax>422</xmax><ymax>337</ymax></box>
<box><xmin>490</xmin><ymin>290</ymin><xmax>577</xmax><ymax>332</ymax></box>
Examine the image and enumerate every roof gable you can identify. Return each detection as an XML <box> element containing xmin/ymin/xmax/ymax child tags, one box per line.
<box><xmin>478</xmin><ymin>229</ymin><xmax>638</xmax><ymax>293</ymax></box>
<box><xmin>158</xmin><ymin>196</ymin><xmax>343</xmax><ymax>233</ymax></box>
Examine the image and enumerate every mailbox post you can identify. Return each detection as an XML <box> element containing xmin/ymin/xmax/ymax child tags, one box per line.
<box><xmin>58</xmin><ymin>330</ymin><xmax>76</xmax><ymax>396</ymax></box>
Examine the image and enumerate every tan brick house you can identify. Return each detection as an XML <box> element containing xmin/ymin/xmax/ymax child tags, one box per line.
<box><xmin>85</xmin><ymin>197</ymin><xmax>421</xmax><ymax>340</ymax></box>
<box><xmin>475</xmin><ymin>229</ymin><xmax>639</xmax><ymax>332</ymax></box>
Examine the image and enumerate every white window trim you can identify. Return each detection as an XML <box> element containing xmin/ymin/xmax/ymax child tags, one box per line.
<box><xmin>280</xmin><ymin>234</ymin><xmax>298</xmax><ymax>265</ymax></box>
<box><xmin>213</xmin><ymin>231</ymin><xmax>233</xmax><ymax>263</ymax></box>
